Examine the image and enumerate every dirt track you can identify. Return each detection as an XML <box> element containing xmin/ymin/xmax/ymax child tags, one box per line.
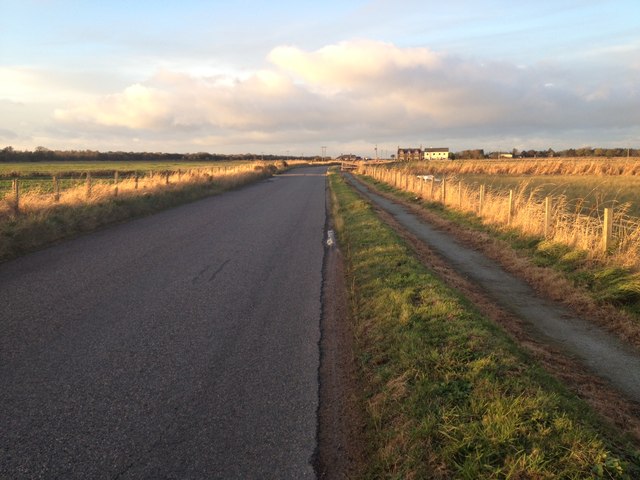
<box><xmin>344</xmin><ymin>173</ymin><xmax>640</xmax><ymax>439</ymax></box>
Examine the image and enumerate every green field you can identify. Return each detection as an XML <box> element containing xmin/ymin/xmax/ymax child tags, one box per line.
<box><xmin>457</xmin><ymin>174</ymin><xmax>640</xmax><ymax>217</ymax></box>
<box><xmin>0</xmin><ymin>161</ymin><xmax>252</xmax><ymax>195</ymax></box>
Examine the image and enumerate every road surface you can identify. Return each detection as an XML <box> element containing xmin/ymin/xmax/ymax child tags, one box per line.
<box><xmin>0</xmin><ymin>166</ymin><xmax>328</xmax><ymax>479</ymax></box>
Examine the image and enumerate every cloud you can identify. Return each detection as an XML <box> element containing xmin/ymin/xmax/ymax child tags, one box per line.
<box><xmin>50</xmin><ymin>39</ymin><xmax>640</xmax><ymax>152</ymax></box>
<box><xmin>55</xmin><ymin>84</ymin><xmax>171</xmax><ymax>129</ymax></box>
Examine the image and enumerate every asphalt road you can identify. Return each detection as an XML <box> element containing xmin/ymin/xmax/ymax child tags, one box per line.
<box><xmin>0</xmin><ymin>166</ymin><xmax>328</xmax><ymax>479</ymax></box>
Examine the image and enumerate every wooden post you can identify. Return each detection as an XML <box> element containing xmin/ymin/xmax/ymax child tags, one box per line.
<box><xmin>165</xmin><ymin>171</ymin><xmax>170</xmax><ymax>185</ymax></box>
<box><xmin>86</xmin><ymin>173</ymin><xmax>92</xmax><ymax>199</ymax></box>
<box><xmin>12</xmin><ymin>179</ymin><xmax>19</xmax><ymax>214</ymax></box>
<box><xmin>544</xmin><ymin>197</ymin><xmax>551</xmax><ymax>237</ymax></box>
<box><xmin>135</xmin><ymin>173</ymin><xmax>139</xmax><ymax>189</ymax></box>
<box><xmin>603</xmin><ymin>207</ymin><xmax>613</xmax><ymax>252</ymax></box>
<box><xmin>441</xmin><ymin>178</ymin><xmax>447</xmax><ymax>204</ymax></box>
<box><xmin>507</xmin><ymin>189</ymin><xmax>514</xmax><ymax>225</ymax></box>
<box><xmin>479</xmin><ymin>184</ymin><xmax>485</xmax><ymax>213</ymax></box>
<box><xmin>458</xmin><ymin>181</ymin><xmax>463</xmax><ymax>208</ymax></box>
<box><xmin>420</xmin><ymin>178</ymin><xmax>425</xmax><ymax>199</ymax></box>
<box><xmin>114</xmin><ymin>171</ymin><xmax>119</xmax><ymax>197</ymax></box>
<box><xmin>430</xmin><ymin>178</ymin><xmax>435</xmax><ymax>199</ymax></box>
<box><xmin>53</xmin><ymin>175</ymin><xmax>60</xmax><ymax>202</ymax></box>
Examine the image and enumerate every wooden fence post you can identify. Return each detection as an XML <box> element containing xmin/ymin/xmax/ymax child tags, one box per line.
<box><xmin>544</xmin><ymin>197</ymin><xmax>551</xmax><ymax>237</ymax></box>
<box><xmin>603</xmin><ymin>207</ymin><xmax>613</xmax><ymax>252</ymax></box>
<box><xmin>86</xmin><ymin>173</ymin><xmax>92</xmax><ymax>199</ymax></box>
<box><xmin>507</xmin><ymin>189</ymin><xmax>514</xmax><ymax>225</ymax></box>
<box><xmin>430</xmin><ymin>178</ymin><xmax>435</xmax><ymax>199</ymax></box>
<box><xmin>441</xmin><ymin>178</ymin><xmax>447</xmax><ymax>204</ymax></box>
<box><xmin>165</xmin><ymin>171</ymin><xmax>170</xmax><ymax>185</ymax></box>
<box><xmin>12</xmin><ymin>179</ymin><xmax>19</xmax><ymax>214</ymax></box>
<box><xmin>135</xmin><ymin>173</ymin><xmax>139</xmax><ymax>189</ymax></box>
<box><xmin>458</xmin><ymin>181</ymin><xmax>463</xmax><ymax>208</ymax></box>
<box><xmin>53</xmin><ymin>175</ymin><xmax>60</xmax><ymax>202</ymax></box>
<box><xmin>114</xmin><ymin>171</ymin><xmax>119</xmax><ymax>197</ymax></box>
<box><xmin>479</xmin><ymin>184</ymin><xmax>485</xmax><ymax>213</ymax></box>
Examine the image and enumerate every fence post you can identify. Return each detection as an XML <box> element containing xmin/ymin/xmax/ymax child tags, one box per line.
<box><xmin>12</xmin><ymin>179</ymin><xmax>19</xmax><ymax>214</ymax></box>
<box><xmin>114</xmin><ymin>171</ymin><xmax>119</xmax><ymax>197</ymax></box>
<box><xmin>165</xmin><ymin>171</ymin><xmax>170</xmax><ymax>185</ymax></box>
<box><xmin>53</xmin><ymin>175</ymin><xmax>60</xmax><ymax>202</ymax></box>
<box><xmin>479</xmin><ymin>184</ymin><xmax>485</xmax><ymax>213</ymax></box>
<box><xmin>458</xmin><ymin>181</ymin><xmax>463</xmax><ymax>208</ymax></box>
<box><xmin>430</xmin><ymin>177</ymin><xmax>435</xmax><ymax>199</ymax></box>
<box><xmin>441</xmin><ymin>177</ymin><xmax>447</xmax><ymax>204</ymax></box>
<box><xmin>135</xmin><ymin>172</ymin><xmax>139</xmax><ymax>189</ymax></box>
<box><xmin>507</xmin><ymin>189</ymin><xmax>514</xmax><ymax>225</ymax></box>
<box><xmin>603</xmin><ymin>207</ymin><xmax>613</xmax><ymax>252</ymax></box>
<box><xmin>86</xmin><ymin>173</ymin><xmax>92</xmax><ymax>199</ymax></box>
<box><xmin>544</xmin><ymin>197</ymin><xmax>551</xmax><ymax>237</ymax></box>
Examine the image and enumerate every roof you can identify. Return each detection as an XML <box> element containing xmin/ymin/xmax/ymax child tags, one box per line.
<box><xmin>424</xmin><ymin>148</ymin><xmax>449</xmax><ymax>152</ymax></box>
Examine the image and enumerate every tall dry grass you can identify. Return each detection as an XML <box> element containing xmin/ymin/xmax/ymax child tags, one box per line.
<box><xmin>407</xmin><ymin>157</ymin><xmax>640</xmax><ymax>177</ymax></box>
<box><xmin>359</xmin><ymin>164</ymin><xmax>640</xmax><ymax>271</ymax></box>
<box><xmin>0</xmin><ymin>162</ymin><xmax>282</xmax><ymax>261</ymax></box>
<box><xmin>0</xmin><ymin>163</ymin><xmax>271</xmax><ymax>220</ymax></box>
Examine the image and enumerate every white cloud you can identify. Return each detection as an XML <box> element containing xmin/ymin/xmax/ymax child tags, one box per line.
<box><xmin>30</xmin><ymin>39</ymin><xmax>640</xmax><ymax>152</ymax></box>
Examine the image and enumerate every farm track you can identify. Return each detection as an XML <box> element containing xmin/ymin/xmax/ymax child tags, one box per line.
<box><xmin>343</xmin><ymin>172</ymin><xmax>640</xmax><ymax>441</ymax></box>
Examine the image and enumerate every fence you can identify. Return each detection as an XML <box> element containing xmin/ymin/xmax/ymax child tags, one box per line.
<box><xmin>357</xmin><ymin>164</ymin><xmax>640</xmax><ymax>266</ymax></box>
<box><xmin>1</xmin><ymin>164</ymin><xmax>265</xmax><ymax>219</ymax></box>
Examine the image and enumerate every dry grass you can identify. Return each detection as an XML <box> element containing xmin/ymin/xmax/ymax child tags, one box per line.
<box><xmin>0</xmin><ymin>163</ymin><xmax>271</xmax><ymax>220</ymax></box>
<box><xmin>407</xmin><ymin>157</ymin><xmax>640</xmax><ymax>177</ymax></box>
<box><xmin>360</xmin><ymin>164</ymin><xmax>640</xmax><ymax>271</ymax></box>
<box><xmin>0</xmin><ymin>162</ymin><xmax>283</xmax><ymax>262</ymax></box>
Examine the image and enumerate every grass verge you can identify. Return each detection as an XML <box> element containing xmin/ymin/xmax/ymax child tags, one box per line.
<box><xmin>329</xmin><ymin>171</ymin><xmax>640</xmax><ymax>479</ymax></box>
<box><xmin>0</xmin><ymin>168</ymin><xmax>272</xmax><ymax>262</ymax></box>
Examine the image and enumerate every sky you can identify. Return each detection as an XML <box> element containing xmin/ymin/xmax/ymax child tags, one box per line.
<box><xmin>1</xmin><ymin>0</ymin><xmax>640</xmax><ymax>157</ymax></box>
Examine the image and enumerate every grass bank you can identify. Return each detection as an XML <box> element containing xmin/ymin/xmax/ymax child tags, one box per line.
<box><xmin>0</xmin><ymin>165</ymin><xmax>275</xmax><ymax>262</ymax></box>
<box><xmin>329</xmin><ymin>171</ymin><xmax>640</xmax><ymax>478</ymax></box>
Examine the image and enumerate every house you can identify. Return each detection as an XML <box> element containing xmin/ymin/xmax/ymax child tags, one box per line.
<box><xmin>397</xmin><ymin>147</ymin><xmax>423</xmax><ymax>161</ymax></box>
<box><xmin>423</xmin><ymin>148</ymin><xmax>450</xmax><ymax>160</ymax></box>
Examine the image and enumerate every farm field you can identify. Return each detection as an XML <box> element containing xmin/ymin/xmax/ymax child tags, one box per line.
<box><xmin>0</xmin><ymin>160</ymin><xmax>255</xmax><ymax>195</ymax></box>
<box><xmin>454</xmin><ymin>174</ymin><xmax>640</xmax><ymax>217</ymax></box>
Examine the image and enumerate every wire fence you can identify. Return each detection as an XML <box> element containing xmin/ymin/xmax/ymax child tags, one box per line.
<box><xmin>357</xmin><ymin>164</ymin><xmax>640</xmax><ymax>269</ymax></box>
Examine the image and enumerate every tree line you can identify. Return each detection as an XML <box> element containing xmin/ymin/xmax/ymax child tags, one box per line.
<box><xmin>0</xmin><ymin>146</ymin><xmax>309</xmax><ymax>163</ymax></box>
<box><xmin>454</xmin><ymin>147</ymin><xmax>639</xmax><ymax>160</ymax></box>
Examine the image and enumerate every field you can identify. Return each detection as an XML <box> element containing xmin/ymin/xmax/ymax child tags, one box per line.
<box><xmin>0</xmin><ymin>160</ymin><xmax>254</xmax><ymax>195</ymax></box>
<box><xmin>443</xmin><ymin>174</ymin><xmax>640</xmax><ymax>218</ymax></box>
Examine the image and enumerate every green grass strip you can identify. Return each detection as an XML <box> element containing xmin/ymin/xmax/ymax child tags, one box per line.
<box><xmin>329</xmin><ymin>171</ymin><xmax>640</xmax><ymax>479</ymax></box>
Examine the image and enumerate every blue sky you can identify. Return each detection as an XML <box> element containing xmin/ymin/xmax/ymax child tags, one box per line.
<box><xmin>1</xmin><ymin>0</ymin><xmax>639</xmax><ymax>155</ymax></box>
